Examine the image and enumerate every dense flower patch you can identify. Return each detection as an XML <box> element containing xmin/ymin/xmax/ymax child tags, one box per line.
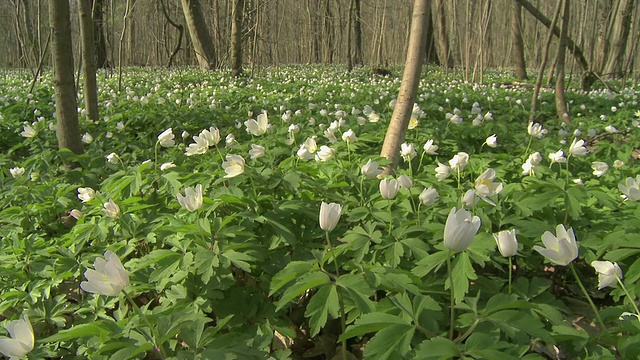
<box><xmin>0</xmin><ymin>66</ymin><xmax>639</xmax><ymax>359</ymax></box>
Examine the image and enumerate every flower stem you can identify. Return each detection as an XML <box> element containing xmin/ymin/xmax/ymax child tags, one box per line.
<box><xmin>508</xmin><ymin>256</ymin><xmax>513</xmax><ymax>295</ymax></box>
<box><xmin>447</xmin><ymin>250</ymin><xmax>455</xmax><ymax>340</ymax></box>
<box><xmin>569</xmin><ymin>263</ymin><xmax>607</xmax><ymax>331</ymax></box>
<box><xmin>387</xmin><ymin>199</ymin><xmax>393</xmax><ymax>236</ymax></box>
<box><xmin>616</xmin><ymin>276</ymin><xmax>640</xmax><ymax>317</ymax></box>
<box><xmin>123</xmin><ymin>290</ymin><xmax>165</xmax><ymax>359</ymax></box>
<box><xmin>325</xmin><ymin>232</ymin><xmax>347</xmax><ymax>360</ymax></box>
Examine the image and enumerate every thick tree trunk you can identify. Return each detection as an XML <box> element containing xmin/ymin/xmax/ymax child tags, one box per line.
<box><xmin>181</xmin><ymin>0</ymin><xmax>217</xmax><ymax>70</ymax></box>
<box><xmin>602</xmin><ymin>0</ymin><xmax>635</xmax><ymax>77</ymax></box>
<box><xmin>50</xmin><ymin>0</ymin><xmax>83</xmax><ymax>155</ymax></box>
<box><xmin>230</xmin><ymin>0</ymin><xmax>243</xmax><ymax>76</ymax></box>
<box><xmin>512</xmin><ymin>1</ymin><xmax>528</xmax><ymax>79</ymax></box>
<box><xmin>433</xmin><ymin>0</ymin><xmax>453</xmax><ymax>68</ymax></box>
<box><xmin>555</xmin><ymin>0</ymin><xmax>570</xmax><ymax>122</ymax></box>
<box><xmin>92</xmin><ymin>0</ymin><xmax>109</xmax><ymax>68</ymax></box>
<box><xmin>78</xmin><ymin>0</ymin><xmax>99</xmax><ymax>122</ymax></box>
<box><xmin>353</xmin><ymin>0</ymin><xmax>363</xmax><ymax>65</ymax></box>
<box><xmin>425</xmin><ymin>1</ymin><xmax>440</xmax><ymax>65</ymax></box>
<box><xmin>380</xmin><ymin>0</ymin><xmax>428</xmax><ymax>171</ymax></box>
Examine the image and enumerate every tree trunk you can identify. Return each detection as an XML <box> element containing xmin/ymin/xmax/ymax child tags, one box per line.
<box><xmin>353</xmin><ymin>0</ymin><xmax>363</xmax><ymax>65</ymax></box>
<box><xmin>50</xmin><ymin>0</ymin><xmax>83</xmax><ymax>155</ymax></box>
<box><xmin>434</xmin><ymin>0</ymin><xmax>453</xmax><ymax>68</ymax></box>
<box><xmin>347</xmin><ymin>0</ymin><xmax>354</xmax><ymax>71</ymax></box>
<box><xmin>512</xmin><ymin>0</ymin><xmax>528</xmax><ymax>79</ymax></box>
<box><xmin>78</xmin><ymin>0</ymin><xmax>99</xmax><ymax>122</ymax></box>
<box><xmin>181</xmin><ymin>0</ymin><xmax>217</xmax><ymax>70</ymax></box>
<box><xmin>425</xmin><ymin>1</ymin><xmax>440</xmax><ymax>65</ymax></box>
<box><xmin>230</xmin><ymin>0</ymin><xmax>243</xmax><ymax>76</ymax></box>
<box><xmin>602</xmin><ymin>0</ymin><xmax>635</xmax><ymax>77</ymax></box>
<box><xmin>529</xmin><ymin>0</ymin><xmax>563</xmax><ymax>123</ymax></box>
<box><xmin>380</xmin><ymin>0</ymin><xmax>428</xmax><ymax>172</ymax></box>
<box><xmin>555</xmin><ymin>0</ymin><xmax>570</xmax><ymax>122</ymax></box>
<box><xmin>92</xmin><ymin>0</ymin><xmax>109</xmax><ymax>68</ymax></box>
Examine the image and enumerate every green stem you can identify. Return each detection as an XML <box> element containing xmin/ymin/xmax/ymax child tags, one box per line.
<box><xmin>123</xmin><ymin>290</ymin><xmax>166</xmax><ymax>359</ymax></box>
<box><xmin>325</xmin><ymin>232</ymin><xmax>347</xmax><ymax>360</ymax></box>
<box><xmin>569</xmin><ymin>263</ymin><xmax>607</xmax><ymax>331</ymax></box>
<box><xmin>523</xmin><ymin>136</ymin><xmax>533</xmax><ymax>159</ymax></box>
<box><xmin>448</xmin><ymin>250</ymin><xmax>455</xmax><ymax>340</ymax></box>
<box><xmin>387</xmin><ymin>199</ymin><xmax>393</xmax><ymax>236</ymax></box>
<box><xmin>508</xmin><ymin>256</ymin><xmax>513</xmax><ymax>295</ymax></box>
<box><xmin>417</xmin><ymin>151</ymin><xmax>426</xmax><ymax>173</ymax></box>
<box><xmin>616</xmin><ymin>275</ymin><xmax>640</xmax><ymax>316</ymax></box>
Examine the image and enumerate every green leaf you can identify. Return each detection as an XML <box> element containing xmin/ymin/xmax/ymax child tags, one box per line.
<box><xmin>340</xmin><ymin>312</ymin><xmax>412</xmax><ymax>341</ymax></box>
<box><xmin>305</xmin><ymin>284</ymin><xmax>339</xmax><ymax>337</ymax></box>
<box><xmin>447</xmin><ymin>252</ymin><xmax>476</xmax><ymax>304</ymax></box>
<box><xmin>269</xmin><ymin>261</ymin><xmax>315</xmax><ymax>296</ymax></box>
<box><xmin>42</xmin><ymin>321</ymin><xmax>112</xmax><ymax>342</ymax></box>
<box><xmin>363</xmin><ymin>325</ymin><xmax>414</xmax><ymax>360</ymax></box>
<box><xmin>413</xmin><ymin>337</ymin><xmax>460</xmax><ymax>359</ymax></box>
<box><xmin>275</xmin><ymin>271</ymin><xmax>330</xmax><ymax>311</ymax></box>
<box><xmin>221</xmin><ymin>249</ymin><xmax>254</xmax><ymax>272</ymax></box>
<box><xmin>412</xmin><ymin>250</ymin><xmax>449</xmax><ymax>278</ymax></box>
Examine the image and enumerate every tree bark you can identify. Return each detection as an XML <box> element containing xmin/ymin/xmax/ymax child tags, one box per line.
<box><xmin>78</xmin><ymin>0</ymin><xmax>99</xmax><ymax>122</ymax></box>
<box><xmin>425</xmin><ymin>1</ymin><xmax>440</xmax><ymax>65</ymax></box>
<box><xmin>555</xmin><ymin>0</ymin><xmax>570</xmax><ymax>122</ymax></box>
<box><xmin>181</xmin><ymin>0</ymin><xmax>217</xmax><ymax>70</ymax></box>
<box><xmin>380</xmin><ymin>0</ymin><xmax>428</xmax><ymax>171</ymax></box>
<box><xmin>50</xmin><ymin>0</ymin><xmax>83</xmax><ymax>155</ymax></box>
<box><xmin>353</xmin><ymin>0</ymin><xmax>363</xmax><ymax>65</ymax></box>
<box><xmin>92</xmin><ymin>0</ymin><xmax>109</xmax><ymax>68</ymax></box>
<box><xmin>230</xmin><ymin>0</ymin><xmax>244</xmax><ymax>76</ymax></box>
<box><xmin>347</xmin><ymin>0</ymin><xmax>354</xmax><ymax>71</ymax></box>
<box><xmin>602</xmin><ymin>0</ymin><xmax>635</xmax><ymax>77</ymax></box>
<box><xmin>433</xmin><ymin>0</ymin><xmax>453</xmax><ymax>68</ymax></box>
<box><xmin>512</xmin><ymin>0</ymin><xmax>528</xmax><ymax>79</ymax></box>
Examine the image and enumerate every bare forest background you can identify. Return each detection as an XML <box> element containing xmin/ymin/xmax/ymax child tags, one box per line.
<box><xmin>2</xmin><ymin>0</ymin><xmax>639</xmax><ymax>83</ymax></box>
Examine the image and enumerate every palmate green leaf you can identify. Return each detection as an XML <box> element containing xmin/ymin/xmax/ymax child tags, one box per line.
<box><xmin>412</xmin><ymin>337</ymin><xmax>460</xmax><ymax>359</ymax></box>
<box><xmin>269</xmin><ymin>261</ymin><xmax>315</xmax><ymax>296</ymax></box>
<box><xmin>275</xmin><ymin>271</ymin><xmax>330</xmax><ymax>311</ymax></box>
<box><xmin>363</xmin><ymin>325</ymin><xmax>415</xmax><ymax>360</ymax></box>
<box><xmin>447</xmin><ymin>252</ymin><xmax>476</xmax><ymax>304</ymax></box>
<box><xmin>305</xmin><ymin>284</ymin><xmax>339</xmax><ymax>337</ymax></box>
<box><xmin>42</xmin><ymin>321</ymin><xmax>115</xmax><ymax>342</ymax></box>
<box><xmin>412</xmin><ymin>250</ymin><xmax>449</xmax><ymax>278</ymax></box>
<box><xmin>487</xmin><ymin>309</ymin><xmax>553</xmax><ymax>344</ymax></box>
<box><xmin>340</xmin><ymin>312</ymin><xmax>412</xmax><ymax>341</ymax></box>
<box><xmin>194</xmin><ymin>248</ymin><xmax>220</xmax><ymax>284</ymax></box>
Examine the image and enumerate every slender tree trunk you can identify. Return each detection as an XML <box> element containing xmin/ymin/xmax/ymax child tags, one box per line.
<box><xmin>50</xmin><ymin>0</ymin><xmax>83</xmax><ymax>155</ymax></box>
<box><xmin>230</xmin><ymin>0</ymin><xmax>243</xmax><ymax>76</ymax></box>
<box><xmin>92</xmin><ymin>0</ymin><xmax>109</xmax><ymax>68</ymax></box>
<box><xmin>434</xmin><ymin>0</ymin><xmax>453</xmax><ymax>68</ymax></box>
<box><xmin>512</xmin><ymin>0</ymin><xmax>528</xmax><ymax>79</ymax></box>
<box><xmin>515</xmin><ymin>0</ymin><xmax>595</xmax><ymax>90</ymax></box>
<box><xmin>555</xmin><ymin>0</ymin><xmax>570</xmax><ymax>122</ymax></box>
<box><xmin>530</xmin><ymin>0</ymin><xmax>563</xmax><ymax>123</ymax></box>
<box><xmin>347</xmin><ymin>0</ymin><xmax>354</xmax><ymax>71</ymax></box>
<box><xmin>181</xmin><ymin>0</ymin><xmax>217</xmax><ymax>70</ymax></box>
<box><xmin>78</xmin><ymin>0</ymin><xmax>99</xmax><ymax>122</ymax></box>
<box><xmin>380</xmin><ymin>0</ymin><xmax>428</xmax><ymax>171</ymax></box>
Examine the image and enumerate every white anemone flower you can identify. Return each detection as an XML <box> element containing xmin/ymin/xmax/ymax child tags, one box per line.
<box><xmin>222</xmin><ymin>154</ymin><xmax>245</xmax><ymax>178</ymax></box>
